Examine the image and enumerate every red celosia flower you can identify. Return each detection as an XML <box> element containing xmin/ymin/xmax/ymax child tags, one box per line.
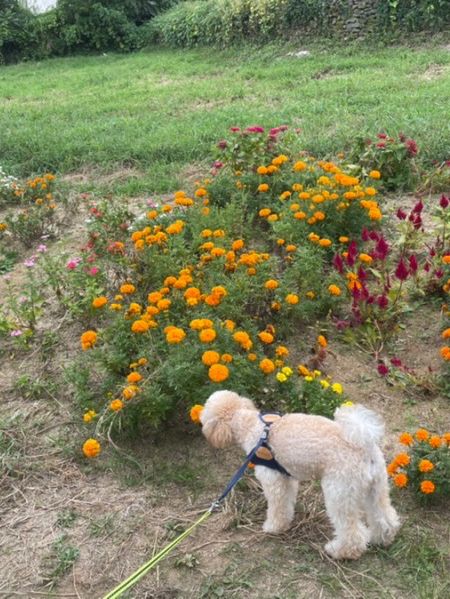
<box><xmin>377</xmin><ymin>362</ymin><xmax>389</xmax><ymax>376</ymax></box>
<box><xmin>439</xmin><ymin>194</ymin><xmax>449</xmax><ymax>209</ymax></box>
<box><xmin>333</xmin><ymin>253</ymin><xmax>344</xmax><ymax>273</ymax></box>
<box><xmin>395</xmin><ymin>259</ymin><xmax>409</xmax><ymax>281</ymax></box>
<box><xmin>405</xmin><ymin>139</ymin><xmax>418</xmax><ymax>156</ymax></box>
<box><xmin>396</xmin><ymin>209</ymin><xmax>407</xmax><ymax>220</ymax></box>
<box><xmin>377</xmin><ymin>295</ymin><xmax>389</xmax><ymax>309</ymax></box>
<box><xmin>374</xmin><ymin>237</ymin><xmax>390</xmax><ymax>261</ymax></box>
<box><xmin>409</xmin><ymin>255</ymin><xmax>418</xmax><ymax>273</ymax></box>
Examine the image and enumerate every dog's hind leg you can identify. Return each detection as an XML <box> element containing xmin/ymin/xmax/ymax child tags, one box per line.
<box><xmin>322</xmin><ymin>475</ymin><xmax>370</xmax><ymax>560</ymax></box>
<box><xmin>364</xmin><ymin>462</ymin><xmax>400</xmax><ymax>546</ymax></box>
<box><xmin>254</xmin><ymin>467</ymin><xmax>299</xmax><ymax>534</ymax></box>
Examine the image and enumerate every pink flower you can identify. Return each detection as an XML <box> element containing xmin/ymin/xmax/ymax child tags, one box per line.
<box><xmin>89</xmin><ymin>267</ymin><xmax>99</xmax><ymax>276</ymax></box>
<box><xmin>217</xmin><ymin>140</ymin><xmax>228</xmax><ymax>149</ymax></box>
<box><xmin>10</xmin><ymin>330</ymin><xmax>23</xmax><ymax>337</ymax></box>
<box><xmin>24</xmin><ymin>256</ymin><xmax>37</xmax><ymax>268</ymax></box>
<box><xmin>37</xmin><ymin>244</ymin><xmax>47</xmax><ymax>253</ymax></box>
<box><xmin>230</xmin><ymin>127</ymin><xmax>240</xmax><ymax>132</ymax></box>
<box><xmin>377</xmin><ymin>133</ymin><xmax>388</xmax><ymax>140</ymax></box>
<box><xmin>245</xmin><ymin>126</ymin><xmax>265</xmax><ymax>133</ymax></box>
<box><xmin>213</xmin><ymin>161</ymin><xmax>223</xmax><ymax>169</ymax></box>
<box><xmin>66</xmin><ymin>258</ymin><xmax>81</xmax><ymax>270</ymax></box>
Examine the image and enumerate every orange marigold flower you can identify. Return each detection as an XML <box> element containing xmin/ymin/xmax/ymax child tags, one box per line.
<box><xmin>440</xmin><ymin>346</ymin><xmax>450</xmax><ymax>360</ymax></box>
<box><xmin>83</xmin><ymin>438</ymin><xmax>101</xmax><ymax>458</ymax></box>
<box><xmin>148</xmin><ymin>291</ymin><xmax>163</xmax><ymax>304</ymax></box>
<box><xmin>248</xmin><ymin>353</ymin><xmax>257</xmax><ymax>361</ymax></box>
<box><xmin>265</xmin><ymin>279</ymin><xmax>279</xmax><ymax>290</ymax></box>
<box><xmin>339</xmin><ymin>236</ymin><xmax>349</xmax><ymax>243</ymax></box>
<box><xmin>387</xmin><ymin>462</ymin><xmax>398</xmax><ymax>476</ymax></box>
<box><xmin>418</xmin><ymin>459</ymin><xmax>434</xmax><ymax>473</ymax></box>
<box><xmin>275</xmin><ymin>345</ymin><xmax>289</xmax><ymax>357</ymax></box>
<box><xmin>131</xmin><ymin>320</ymin><xmax>150</xmax><ymax>334</ymax></box>
<box><xmin>260</xmin><ymin>358</ymin><xmax>275</xmax><ymax>374</ymax></box>
<box><xmin>286</xmin><ymin>244</ymin><xmax>297</xmax><ymax>253</ymax></box>
<box><xmin>359</xmin><ymin>253</ymin><xmax>373</xmax><ymax>264</ymax></box>
<box><xmin>394</xmin><ymin>453</ymin><xmax>410</xmax><ymax>467</ymax></box>
<box><xmin>223</xmin><ymin>319</ymin><xmax>236</xmax><ymax>331</ymax></box>
<box><xmin>286</xmin><ymin>293</ymin><xmax>299</xmax><ymax>305</ymax></box>
<box><xmin>415</xmin><ymin>428</ymin><xmax>429</xmax><ymax>442</ymax></box>
<box><xmin>110</xmin><ymin>399</ymin><xmax>124</xmax><ymax>412</ymax></box>
<box><xmin>420</xmin><ymin>480</ymin><xmax>436</xmax><ymax>494</ymax></box>
<box><xmin>122</xmin><ymin>385</ymin><xmax>139</xmax><ymax>400</ymax></box>
<box><xmin>138</xmin><ymin>357</ymin><xmax>148</xmax><ymax>366</ymax></box>
<box><xmin>166</xmin><ymin>327</ymin><xmax>186</xmax><ymax>343</ymax></box>
<box><xmin>120</xmin><ymin>283</ymin><xmax>136</xmax><ymax>295</ymax></box>
<box><xmin>328</xmin><ymin>284</ymin><xmax>342</xmax><ymax>296</ymax></box>
<box><xmin>297</xmin><ymin>364</ymin><xmax>310</xmax><ymax>377</ymax></box>
<box><xmin>199</xmin><ymin>328</ymin><xmax>216</xmax><ymax>343</ymax></box>
<box><xmin>208</xmin><ymin>363</ymin><xmax>229</xmax><ymax>383</ymax></box>
<box><xmin>221</xmin><ymin>353</ymin><xmax>233</xmax><ymax>363</ymax></box>
<box><xmin>202</xmin><ymin>351</ymin><xmax>220</xmax><ymax>366</ymax></box>
<box><xmin>399</xmin><ymin>432</ymin><xmax>414</xmax><ymax>446</ymax></box>
<box><xmin>259</xmin><ymin>208</ymin><xmax>271</xmax><ymax>217</ymax></box>
<box><xmin>442</xmin><ymin>432</ymin><xmax>450</xmax><ymax>444</ymax></box>
<box><xmin>443</xmin><ymin>255</ymin><xmax>450</xmax><ymax>264</ymax></box>
<box><xmin>294</xmin><ymin>211</ymin><xmax>306</xmax><ymax>220</ymax></box>
<box><xmin>393</xmin><ymin>473</ymin><xmax>408</xmax><ymax>488</ymax></box>
<box><xmin>232</xmin><ymin>239</ymin><xmax>245</xmax><ymax>251</ymax></box>
<box><xmin>258</xmin><ymin>183</ymin><xmax>269</xmax><ymax>192</ymax></box>
<box><xmin>317</xmin><ymin>335</ymin><xmax>327</xmax><ymax>348</ymax></box>
<box><xmin>258</xmin><ymin>331</ymin><xmax>274</xmax><ymax>344</ymax></box>
<box><xmin>81</xmin><ymin>330</ymin><xmax>97</xmax><ymax>350</ymax></box>
<box><xmin>442</xmin><ymin>328</ymin><xmax>450</xmax><ymax>339</ymax></box>
<box><xmin>319</xmin><ymin>238</ymin><xmax>332</xmax><ymax>248</ymax></box>
<box><xmin>190</xmin><ymin>404</ymin><xmax>204</xmax><ymax>424</ymax></box>
<box><xmin>369</xmin><ymin>170</ymin><xmax>381</xmax><ymax>179</ymax></box>
<box><xmin>127</xmin><ymin>372</ymin><xmax>142</xmax><ymax>383</ymax></box>
<box><xmin>429</xmin><ymin>435</ymin><xmax>442</xmax><ymax>449</ymax></box>
<box><xmin>157</xmin><ymin>298</ymin><xmax>171</xmax><ymax>311</ymax></box>
<box><xmin>92</xmin><ymin>296</ymin><xmax>107</xmax><ymax>308</ymax></box>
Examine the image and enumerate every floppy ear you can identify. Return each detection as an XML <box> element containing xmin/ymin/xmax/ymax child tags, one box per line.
<box><xmin>202</xmin><ymin>417</ymin><xmax>233</xmax><ymax>448</ymax></box>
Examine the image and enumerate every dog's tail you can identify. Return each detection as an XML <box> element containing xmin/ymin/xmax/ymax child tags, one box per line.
<box><xmin>334</xmin><ymin>404</ymin><xmax>384</xmax><ymax>449</ymax></box>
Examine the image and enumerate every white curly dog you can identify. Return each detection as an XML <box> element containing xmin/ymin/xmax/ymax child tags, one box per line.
<box><xmin>200</xmin><ymin>390</ymin><xmax>400</xmax><ymax>560</ymax></box>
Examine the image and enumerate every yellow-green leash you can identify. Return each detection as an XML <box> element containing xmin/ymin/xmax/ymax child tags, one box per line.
<box><xmin>103</xmin><ymin>508</ymin><xmax>213</xmax><ymax>599</ymax></box>
<box><xmin>102</xmin><ymin>428</ymin><xmax>269</xmax><ymax>598</ymax></box>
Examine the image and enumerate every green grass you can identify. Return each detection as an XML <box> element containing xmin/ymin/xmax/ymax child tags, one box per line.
<box><xmin>1</xmin><ymin>43</ymin><xmax>450</xmax><ymax>194</ymax></box>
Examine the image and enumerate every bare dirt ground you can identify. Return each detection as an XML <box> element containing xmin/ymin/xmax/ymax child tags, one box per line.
<box><xmin>1</xmin><ymin>192</ymin><xmax>449</xmax><ymax>599</ymax></box>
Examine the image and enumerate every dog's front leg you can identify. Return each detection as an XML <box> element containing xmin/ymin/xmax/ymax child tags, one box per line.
<box><xmin>254</xmin><ymin>467</ymin><xmax>299</xmax><ymax>533</ymax></box>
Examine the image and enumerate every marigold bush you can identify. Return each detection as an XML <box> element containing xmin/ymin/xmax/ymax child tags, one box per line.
<box><xmin>389</xmin><ymin>430</ymin><xmax>450</xmax><ymax>501</ymax></box>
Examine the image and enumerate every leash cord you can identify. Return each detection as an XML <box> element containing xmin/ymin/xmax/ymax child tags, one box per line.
<box><xmin>102</xmin><ymin>432</ymin><xmax>268</xmax><ymax>599</ymax></box>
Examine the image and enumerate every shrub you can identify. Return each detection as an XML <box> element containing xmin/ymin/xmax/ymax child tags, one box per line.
<box><xmin>0</xmin><ymin>0</ymin><xmax>34</xmax><ymax>63</ymax></box>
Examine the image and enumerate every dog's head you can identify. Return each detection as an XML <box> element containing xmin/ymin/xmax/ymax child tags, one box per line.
<box><xmin>200</xmin><ymin>390</ymin><xmax>256</xmax><ymax>448</ymax></box>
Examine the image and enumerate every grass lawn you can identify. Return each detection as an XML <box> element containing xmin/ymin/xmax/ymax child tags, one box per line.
<box><xmin>1</xmin><ymin>42</ymin><xmax>450</xmax><ymax>194</ymax></box>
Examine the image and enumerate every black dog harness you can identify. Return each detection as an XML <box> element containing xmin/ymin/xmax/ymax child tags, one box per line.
<box><xmin>249</xmin><ymin>413</ymin><xmax>291</xmax><ymax>476</ymax></box>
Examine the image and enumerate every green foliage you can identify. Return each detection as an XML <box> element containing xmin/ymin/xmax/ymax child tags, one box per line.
<box><xmin>0</xmin><ymin>0</ymin><xmax>34</xmax><ymax>63</ymax></box>
<box><xmin>148</xmin><ymin>0</ymin><xmax>450</xmax><ymax>48</ymax></box>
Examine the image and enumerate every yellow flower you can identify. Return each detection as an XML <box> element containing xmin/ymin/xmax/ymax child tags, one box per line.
<box><xmin>190</xmin><ymin>404</ymin><xmax>204</xmax><ymax>424</ymax></box>
<box><xmin>331</xmin><ymin>383</ymin><xmax>343</xmax><ymax>394</ymax></box>
<box><xmin>92</xmin><ymin>296</ymin><xmax>108</xmax><ymax>308</ymax></box>
<box><xmin>83</xmin><ymin>410</ymin><xmax>97</xmax><ymax>423</ymax></box>
<box><xmin>320</xmin><ymin>380</ymin><xmax>330</xmax><ymax>389</ymax></box>
<box><xmin>341</xmin><ymin>401</ymin><xmax>353</xmax><ymax>407</ymax></box>
<box><xmin>304</xmin><ymin>376</ymin><xmax>313</xmax><ymax>382</ymax></box>
<box><xmin>282</xmin><ymin>367</ymin><xmax>293</xmax><ymax>376</ymax></box>
<box><xmin>82</xmin><ymin>438</ymin><xmax>101</xmax><ymax>458</ymax></box>
<box><xmin>276</xmin><ymin>372</ymin><xmax>288</xmax><ymax>383</ymax></box>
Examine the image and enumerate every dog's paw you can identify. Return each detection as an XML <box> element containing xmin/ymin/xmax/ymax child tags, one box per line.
<box><xmin>262</xmin><ymin>520</ymin><xmax>289</xmax><ymax>534</ymax></box>
<box><xmin>324</xmin><ymin>540</ymin><xmax>365</xmax><ymax>560</ymax></box>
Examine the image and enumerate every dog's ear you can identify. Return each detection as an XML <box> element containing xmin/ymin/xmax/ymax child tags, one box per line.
<box><xmin>202</xmin><ymin>417</ymin><xmax>233</xmax><ymax>448</ymax></box>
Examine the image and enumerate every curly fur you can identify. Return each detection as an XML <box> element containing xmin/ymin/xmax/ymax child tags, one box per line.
<box><xmin>200</xmin><ymin>390</ymin><xmax>400</xmax><ymax>560</ymax></box>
